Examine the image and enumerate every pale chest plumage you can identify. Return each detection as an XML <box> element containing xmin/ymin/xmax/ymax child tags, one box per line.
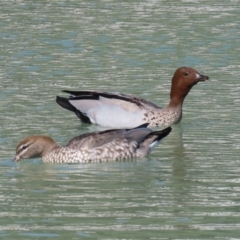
<box><xmin>143</xmin><ymin>106</ymin><xmax>182</xmax><ymax>127</ymax></box>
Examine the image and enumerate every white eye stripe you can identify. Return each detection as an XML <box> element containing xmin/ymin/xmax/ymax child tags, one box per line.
<box><xmin>17</xmin><ymin>143</ymin><xmax>30</xmax><ymax>153</ymax></box>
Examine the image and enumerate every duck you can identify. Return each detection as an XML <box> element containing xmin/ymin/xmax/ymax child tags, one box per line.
<box><xmin>56</xmin><ymin>67</ymin><xmax>209</xmax><ymax>128</ymax></box>
<box><xmin>14</xmin><ymin>124</ymin><xmax>172</xmax><ymax>164</ymax></box>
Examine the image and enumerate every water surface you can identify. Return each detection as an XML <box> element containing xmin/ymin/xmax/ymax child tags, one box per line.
<box><xmin>1</xmin><ymin>0</ymin><xmax>240</xmax><ymax>239</ymax></box>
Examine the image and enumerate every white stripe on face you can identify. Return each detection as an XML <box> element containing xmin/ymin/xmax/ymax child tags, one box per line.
<box><xmin>196</xmin><ymin>73</ymin><xmax>200</xmax><ymax>79</ymax></box>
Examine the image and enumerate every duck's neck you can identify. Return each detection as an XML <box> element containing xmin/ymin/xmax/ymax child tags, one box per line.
<box><xmin>167</xmin><ymin>84</ymin><xmax>192</xmax><ymax>108</ymax></box>
<box><xmin>40</xmin><ymin>137</ymin><xmax>60</xmax><ymax>157</ymax></box>
<box><xmin>167</xmin><ymin>96</ymin><xmax>184</xmax><ymax>108</ymax></box>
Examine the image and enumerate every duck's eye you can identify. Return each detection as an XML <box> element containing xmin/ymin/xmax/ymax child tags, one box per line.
<box><xmin>21</xmin><ymin>145</ymin><xmax>27</xmax><ymax>150</ymax></box>
<box><xmin>184</xmin><ymin>72</ymin><xmax>189</xmax><ymax>76</ymax></box>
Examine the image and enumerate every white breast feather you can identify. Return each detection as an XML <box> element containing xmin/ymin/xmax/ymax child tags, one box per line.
<box><xmin>86</xmin><ymin>105</ymin><xmax>145</xmax><ymax>128</ymax></box>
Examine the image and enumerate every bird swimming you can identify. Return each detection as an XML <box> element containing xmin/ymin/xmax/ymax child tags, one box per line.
<box><xmin>56</xmin><ymin>67</ymin><xmax>209</xmax><ymax>128</ymax></box>
<box><xmin>14</xmin><ymin>124</ymin><xmax>172</xmax><ymax>164</ymax></box>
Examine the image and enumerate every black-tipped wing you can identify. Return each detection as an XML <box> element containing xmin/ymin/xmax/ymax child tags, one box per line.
<box><xmin>62</xmin><ymin>90</ymin><xmax>161</xmax><ymax>109</ymax></box>
<box><xmin>56</xmin><ymin>96</ymin><xmax>91</xmax><ymax>123</ymax></box>
<box><xmin>56</xmin><ymin>90</ymin><xmax>161</xmax><ymax>128</ymax></box>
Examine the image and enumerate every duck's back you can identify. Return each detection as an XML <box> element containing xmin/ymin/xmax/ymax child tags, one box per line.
<box><xmin>66</xmin><ymin>125</ymin><xmax>152</xmax><ymax>150</ymax></box>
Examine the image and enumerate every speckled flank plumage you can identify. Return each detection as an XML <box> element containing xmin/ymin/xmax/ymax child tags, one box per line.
<box><xmin>56</xmin><ymin>67</ymin><xmax>209</xmax><ymax>128</ymax></box>
<box><xmin>43</xmin><ymin>139</ymin><xmax>138</xmax><ymax>163</ymax></box>
<box><xmin>14</xmin><ymin>126</ymin><xmax>172</xmax><ymax>164</ymax></box>
<box><xmin>143</xmin><ymin>105</ymin><xmax>182</xmax><ymax>127</ymax></box>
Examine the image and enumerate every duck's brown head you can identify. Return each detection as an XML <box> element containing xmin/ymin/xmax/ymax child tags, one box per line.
<box><xmin>169</xmin><ymin>67</ymin><xmax>209</xmax><ymax>107</ymax></box>
<box><xmin>14</xmin><ymin>136</ymin><xmax>57</xmax><ymax>162</ymax></box>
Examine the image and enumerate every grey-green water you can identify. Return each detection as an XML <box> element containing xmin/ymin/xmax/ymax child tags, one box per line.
<box><xmin>1</xmin><ymin>0</ymin><xmax>240</xmax><ymax>239</ymax></box>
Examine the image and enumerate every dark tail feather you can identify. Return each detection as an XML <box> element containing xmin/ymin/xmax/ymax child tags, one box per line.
<box><xmin>150</xmin><ymin>127</ymin><xmax>172</xmax><ymax>142</ymax></box>
<box><xmin>136</xmin><ymin>127</ymin><xmax>172</xmax><ymax>157</ymax></box>
<box><xmin>143</xmin><ymin>127</ymin><xmax>172</xmax><ymax>147</ymax></box>
<box><xmin>56</xmin><ymin>96</ymin><xmax>91</xmax><ymax>124</ymax></box>
<box><xmin>56</xmin><ymin>96</ymin><xmax>76</xmax><ymax>112</ymax></box>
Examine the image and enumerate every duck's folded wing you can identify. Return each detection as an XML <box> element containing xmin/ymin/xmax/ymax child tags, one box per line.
<box><xmin>66</xmin><ymin>124</ymin><xmax>151</xmax><ymax>150</ymax></box>
<box><xmin>66</xmin><ymin>130</ymin><xmax>125</xmax><ymax>149</ymax></box>
<box><xmin>56</xmin><ymin>91</ymin><xmax>161</xmax><ymax>128</ymax></box>
<box><xmin>63</xmin><ymin>90</ymin><xmax>161</xmax><ymax>111</ymax></box>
